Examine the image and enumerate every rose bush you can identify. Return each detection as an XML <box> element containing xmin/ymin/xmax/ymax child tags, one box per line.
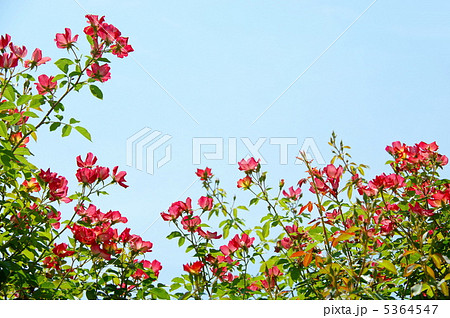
<box><xmin>163</xmin><ymin>133</ymin><xmax>449</xmax><ymax>299</ymax></box>
<box><xmin>1</xmin><ymin>15</ymin><xmax>448</xmax><ymax>300</ymax></box>
<box><xmin>0</xmin><ymin>15</ymin><xmax>166</xmax><ymax>300</ymax></box>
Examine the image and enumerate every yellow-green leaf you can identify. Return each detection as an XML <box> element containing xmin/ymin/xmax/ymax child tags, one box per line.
<box><xmin>404</xmin><ymin>264</ymin><xmax>419</xmax><ymax>277</ymax></box>
<box><xmin>431</xmin><ymin>254</ymin><xmax>442</xmax><ymax>269</ymax></box>
<box><xmin>0</xmin><ymin>121</ymin><xmax>8</xmax><ymax>138</ymax></box>
<box><xmin>439</xmin><ymin>281</ymin><xmax>449</xmax><ymax>297</ymax></box>
<box><xmin>378</xmin><ymin>260</ymin><xmax>397</xmax><ymax>275</ymax></box>
<box><xmin>425</xmin><ymin>266</ymin><xmax>435</xmax><ymax>280</ymax></box>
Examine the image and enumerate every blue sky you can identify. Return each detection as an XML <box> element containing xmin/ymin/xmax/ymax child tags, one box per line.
<box><xmin>2</xmin><ymin>0</ymin><xmax>450</xmax><ymax>284</ymax></box>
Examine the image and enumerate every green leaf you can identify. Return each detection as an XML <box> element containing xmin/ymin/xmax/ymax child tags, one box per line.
<box><xmin>378</xmin><ymin>260</ymin><xmax>397</xmax><ymax>275</ymax></box>
<box><xmin>89</xmin><ymin>85</ymin><xmax>103</xmax><ymax>100</ymax></box>
<box><xmin>305</xmin><ymin>242</ymin><xmax>319</xmax><ymax>252</ymax></box>
<box><xmin>22</xmin><ymin>111</ymin><xmax>39</xmax><ymax>118</ymax></box>
<box><xmin>61</xmin><ymin>124</ymin><xmax>72</xmax><ymax>137</ymax></box>
<box><xmin>16</xmin><ymin>94</ymin><xmax>32</xmax><ymax>106</ymax></box>
<box><xmin>97</xmin><ymin>57</ymin><xmax>111</xmax><ymax>63</ymax></box>
<box><xmin>14</xmin><ymin>147</ymin><xmax>30</xmax><ymax>156</ymax></box>
<box><xmin>178</xmin><ymin>236</ymin><xmax>185</xmax><ymax>247</ymax></box>
<box><xmin>74</xmin><ymin>83</ymin><xmax>84</xmax><ymax>92</ymax></box>
<box><xmin>3</xmin><ymin>85</ymin><xmax>16</xmax><ymax>101</ymax></box>
<box><xmin>41</xmin><ymin>281</ymin><xmax>56</xmax><ymax>289</ymax></box>
<box><xmin>262</xmin><ymin>221</ymin><xmax>270</xmax><ymax>238</ymax></box>
<box><xmin>54</xmin><ymin>102</ymin><xmax>65</xmax><ymax>112</ymax></box>
<box><xmin>49</xmin><ymin>122</ymin><xmax>61</xmax><ymax>131</ymax></box>
<box><xmin>0</xmin><ymin>121</ymin><xmax>8</xmax><ymax>138</ymax></box>
<box><xmin>86</xmin><ymin>288</ymin><xmax>97</xmax><ymax>300</ymax></box>
<box><xmin>29</xmin><ymin>95</ymin><xmax>45</xmax><ymax>109</ymax></box>
<box><xmin>19</xmin><ymin>73</ymin><xmax>35</xmax><ymax>81</ymax></box>
<box><xmin>167</xmin><ymin>231</ymin><xmax>182</xmax><ymax>240</ymax></box>
<box><xmin>411</xmin><ymin>283</ymin><xmax>422</xmax><ymax>297</ymax></box>
<box><xmin>75</xmin><ymin>126</ymin><xmax>92</xmax><ymax>141</ymax></box>
<box><xmin>52</xmin><ymin>74</ymin><xmax>66</xmax><ymax>81</ymax></box>
<box><xmin>151</xmin><ymin>287</ymin><xmax>170</xmax><ymax>300</ymax></box>
<box><xmin>0</xmin><ymin>155</ymin><xmax>11</xmax><ymax>167</ymax></box>
<box><xmin>54</xmin><ymin>58</ymin><xmax>74</xmax><ymax>73</ymax></box>
<box><xmin>68</xmin><ymin>71</ymin><xmax>81</xmax><ymax>78</ymax></box>
<box><xmin>86</xmin><ymin>34</ymin><xmax>94</xmax><ymax>47</ymax></box>
<box><xmin>69</xmin><ymin>118</ymin><xmax>80</xmax><ymax>124</ymax></box>
<box><xmin>0</xmin><ymin>101</ymin><xmax>15</xmax><ymax>110</ymax></box>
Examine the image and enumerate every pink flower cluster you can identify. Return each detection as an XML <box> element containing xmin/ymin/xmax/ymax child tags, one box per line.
<box><xmin>10</xmin><ymin>204</ymin><xmax>61</xmax><ymax>230</ymax></box>
<box><xmin>220</xmin><ymin>233</ymin><xmax>255</xmax><ymax>256</ymax></box>
<box><xmin>309</xmin><ymin>164</ymin><xmax>344</xmax><ymax>196</ymax></box>
<box><xmin>39</xmin><ymin>168</ymin><xmax>71</xmax><ymax>203</ymax></box>
<box><xmin>195</xmin><ymin>167</ymin><xmax>212</xmax><ymax>181</ymax></box>
<box><xmin>386</xmin><ymin>141</ymin><xmax>448</xmax><ymax>173</ymax></box>
<box><xmin>275</xmin><ymin>224</ymin><xmax>312</xmax><ymax>252</ymax></box>
<box><xmin>356</xmin><ymin>173</ymin><xmax>406</xmax><ymax>197</ymax></box>
<box><xmin>76</xmin><ymin>152</ymin><xmax>128</xmax><ymax>188</ymax></box>
<box><xmin>161</xmin><ymin>196</ymin><xmax>221</xmax><ymax>240</ymax></box>
<box><xmin>43</xmin><ymin>243</ymin><xmax>75</xmax><ymax>271</ymax></box>
<box><xmin>1</xmin><ymin>34</ymin><xmax>51</xmax><ymax>70</ymax></box>
<box><xmin>70</xmin><ymin>208</ymin><xmax>152</xmax><ymax>261</ymax></box>
<box><xmin>194</xmin><ymin>233</ymin><xmax>256</xmax><ymax>283</ymax></box>
<box><xmin>235</xmin><ymin>158</ymin><xmax>261</xmax><ymax>188</ymax></box>
<box><xmin>83</xmin><ymin>15</ymin><xmax>134</xmax><ymax>82</ymax></box>
<box><xmin>1</xmin><ymin>33</ymin><xmax>53</xmax><ymax>100</ymax></box>
<box><xmin>260</xmin><ymin>266</ymin><xmax>283</xmax><ymax>291</ymax></box>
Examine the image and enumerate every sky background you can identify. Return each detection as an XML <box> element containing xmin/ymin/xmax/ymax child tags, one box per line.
<box><xmin>2</xmin><ymin>0</ymin><xmax>450</xmax><ymax>284</ymax></box>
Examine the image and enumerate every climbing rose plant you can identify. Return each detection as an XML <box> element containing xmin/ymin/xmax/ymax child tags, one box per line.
<box><xmin>163</xmin><ymin>133</ymin><xmax>449</xmax><ymax>299</ymax></box>
<box><xmin>1</xmin><ymin>15</ymin><xmax>449</xmax><ymax>300</ymax></box>
<box><xmin>0</xmin><ymin>15</ymin><xmax>166</xmax><ymax>300</ymax></box>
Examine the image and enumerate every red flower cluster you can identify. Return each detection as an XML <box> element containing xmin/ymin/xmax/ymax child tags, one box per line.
<box><xmin>75</xmin><ymin>153</ymin><xmax>128</xmax><ymax>188</ymax></box>
<box><xmin>38</xmin><ymin>168</ymin><xmax>71</xmax><ymax>203</ymax></box>
<box><xmin>238</xmin><ymin>157</ymin><xmax>260</xmax><ymax>173</ymax></box>
<box><xmin>357</xmin><ymin>173</ymin><xmax>406</xmax><ymax>197</ymax></box>
<box><xmin>162</xmin><ymin>197</ymin><xmax>221</xmax><ymax>241</ymax></box>
<box><xmin>1</xmin><ymin>33</ymin><xmax>50</xmax><ymax>71</ymax></box>
<box><xmin>386</xmin><ymin>141</ymin><xmax>448</xmax><ymax>173</ymax></box>
<box><xmin>275</xmin><ymin>224</ymin><xmax>312</xmax><ymax>252</ymax></box>
<box><xmin>21</xmin><ymin>178</ymin><xmax>41</xmax><ymax>193</ymax></box>
<box><xmin>9</xmin><ymin>132</ymin><xmax>29</xmax><ymax>148</ymax></box>
<box><xmin>260</xmin><ymin>266</ymin><xmax>283</xmax><ymax>290</ymax></box>
<box><xmin>195</xmin><ymin>167</ymin><xmax>212</xmax><ymax>180</ymax></box>
<box><xmin>237</xmin><ymin>175</ymin><xmax>252</xmax><ymax>189</ymax></box>
<box><xmin>78</xmin><ymin>15</ymin><xmax>134</xmax><ymax>82</ymax></box>
<box><xmin>86</xmin><ymin>63</ymin><xmax>111</xmax><ymax>82</ymax></box>
<box><xmin>198</xmin><ymin>196</ymin><xmax>213</xmax><ymax>211</ymax></box>
<box><xmin>428</xmin><ymin>188</ymin><xmax>450</xmax><ymax>209</ymax></box>
<box><xmin>132</xmin><ymin>259</ymin><xmax>162</xmax><ymax>279</ymax></box>
<box><xmin>282</xmin><ymin>186</ymin><xmax>302</xmax><ymax>200</ymax></box>
<box><xmin>161</xmin><ymin>197</ymin><xmax>192</xmax><ymax>221</ymax></box>
<box><xmin>55</xmin><ymin>28</ymin><xmax>79</xmax><ymax>49</ymax></box>
<box><xmin>35</xmin><ymin>74</ymin><xmax>57</xmax><ymax>95</ymax></box>
<box><xmin>309</xmin><ymin>164</ymin><xmax>343</xmax><ymax>197</ymax></box>
<box><xmin>76</xmin><ymin>204</ymin><xmax>128</xmax><ymax>225</ymax></box>
<box><xmin>183</xmin><ymin>261</ymin><xmax>204</xmax><ymax>275</ymax></box>
<box><xmin>43</xmin><ymin>243</ymin><xmax>75</xmax><ymax>271</ymax></box>
<box><xmin>24</xmin><ymin>48</ymin><xmax>51</xmax><ymax>68</ymax></box>
<box><xmin>181</xmin><ymin>215</ymin><xmax>201</xmax><ymax>232</ymax></box>
<box><xmin>220</xmin><ymin>233</ymin><xmax>255</xmax><ymax>256</ymax></box>
<box><xmin>69</xmin><ymin>220</ymin><xmax>152</xmax><ymax>261</ymax></box>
